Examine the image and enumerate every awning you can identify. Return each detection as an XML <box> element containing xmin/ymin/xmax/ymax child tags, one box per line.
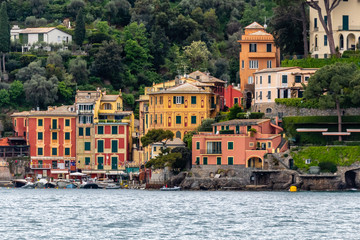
<box><xmin>82</xmin><ymin>170</ymin><xmax>106</xmax><ymax>174</ymax></box>
<box><xmin>51</xmin><ymin>170</ymin><xmax>69</xmax><ymax>174</ymax></box>
<box><xmin>106</xmin><ymin>171</ymin><xmax>127</xmax><ymax>175</ymax></box>
<box><xmin>69</xmin><ymin>172</ymin><xmax>87</xmax><ymax>176</ymax></box>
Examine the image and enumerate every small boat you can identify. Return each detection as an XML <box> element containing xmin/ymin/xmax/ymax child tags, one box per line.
<box><xmin>66</xmin><ymin>183</ymin><xmax>77</xmax><ymax>189</ymax></box>
<box><xmin>56</xmin><ymin>180</ymin><xmax>71</xmax><ymax>188</ymax></box>
<box><xmin>106</xmin><ymin>183</ymin><xmax>121</xmax><ymax>189</ymax></box>
<box><xmin>160</xmin><ymin>186</ymin><xmax>181</xmax><ymax>191</ymax></box>
<box><xmin>12</xmin><ymin>179</ymin><xmax>28</xmax><ymax>188</ymax></box>
<box><xmin>21</xmin><ymin>182</ymin><xmax>35</xmax><ymax>189</ymax></box>
<box><xmin>83</xmin><ymin>183</ymin><xmax>99</xmax><ymax>189</ymax></box>
<box><xmin>44</xmin><ymin>182</ymin><xmax>56</xmax><ymax>188</ymax></box>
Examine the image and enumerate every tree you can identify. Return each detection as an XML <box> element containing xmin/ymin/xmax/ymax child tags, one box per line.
<box><xmin>304</xmin><ymin>63</ymin><xmax>360</xmax><ymax>141</ymax></box>
<box><xmin>183</xmin><ymin>41</ymin><xmax>211</xmax><ymax>71</ymax></box>
<box><xmin>69</xmin><ymin>56</ymin><xmax>88</xmax><ymax>85</ymax></box>
<box><xmin>16</xmin><ymin>61</ymin><xmax>46</xmax><ymax>82</ymax></box>
<box><xmin>105</xmin><ymin>0</ymin><xmax>131</xmax><ymax>26</ymax></box>
<box><xmin>141</xmin><ymin>129</ymin><xmax>174</xmax><ymax>147</ymax></box>
<box><xmin>171</xmin><ymin>147</ymin><xmax>192</xmax><ymax>171</ymax></box>
<box><xmin>29</xmin><ymin>0</ymin><xmax>48</xmax><ymax>18</ymax></box>
<box><xmin>9</xmin><ymin>80</ymin><xmax>24</xmax><ymax>106</ymax></box>
<box><xmin>0</xmin><ymin>89</ymin><xmax>10</xmax><ymax>108</ymax></box>
<box><xmin>74</xmin><ymin>8</ymin><xmax>85</xmax><ymax>46</ymax></box>
<box><xmin>183</xmin><ymin>130</ymin><xmax>197</xmax><ymax>149</ymax></box>
<box><xmin>0</xmin><ymin>2</ymin><xmax>10</xmax><ymax>77</ymax></box>
<box><xmin>46</xmin><ymin>53</ymin><xmax>63</xmax><ymax>68</ymax></box>
<box><xmin>24</xmin><ymin>74</ymin><xmax>58</xmax><ymax>108</ymax></box>
<box><xmin>227</xmin><ymin>104</ymin><xmax>243</xmax><ymax>120</ymax></box>
<box><xmin>145</xmin><ymin>148</ymin><xmax>182</xmax><ymax>170</ymax></box>
<box><xmin>306</xmin><ymin>0</ymin><xmax>341</xmax><ymax>56</ymax></box>
<box><xmin>67</xmin><ymin>0</ymin><xmax>86</xmax><ymax>19</ymax></box>
<box><xmin>197</xmin><ymin>118</ymin><xmax>215</xmax><ymax>132</ymax></box>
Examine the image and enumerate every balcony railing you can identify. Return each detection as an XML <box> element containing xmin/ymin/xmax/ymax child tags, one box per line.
<box><xmin>77</xmin><ymin>109</ymin><xmax>94</xmax><ymax>114</ymax></box>
<box><xmin>200</xmin><ymin>149</ymin><xmax>222</xmax><ymax>154</ymax></box>
<box><xmin>50</xmin><ymin>126</ymin><xmax>61</xmax><ymax>131</ymax></box>
<box><xmin>30</xmin><ymin>163</ymin><xmax>52</xmax><ymax>169</ymax></box>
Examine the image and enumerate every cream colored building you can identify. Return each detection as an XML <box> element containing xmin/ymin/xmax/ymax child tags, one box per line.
<box><xmin>309</xmin><ymin>0</ymin><xmax>360</xmax><ymax>58</ymax></box>
<box><xmin>253</xmin><ymin>67</ymin><xmax>318</xmax><ymax>114</ymax></box>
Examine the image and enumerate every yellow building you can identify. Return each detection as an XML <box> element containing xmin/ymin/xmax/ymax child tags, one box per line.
<box><xmin>75</xmin><ymin>89</ymin><xmax>134</xmax><ymax>177</ymax></box>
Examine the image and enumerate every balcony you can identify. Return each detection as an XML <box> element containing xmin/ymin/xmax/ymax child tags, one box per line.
<box><xmin>49</xmin><ymin>126</ymin><xmax>61</xmax><ymax>131</ymax></box>
<box><xmin>30</xmin><ymin>163</ymin><xmax>52</xmax><ymax>169</ymax></box>
<box><xmin>248</xmin><ymin>52</ymin><xmax>276</xmax><ymax>59</ymax></box>
<box><xmin>200</xmin><ymin>149</ymin><xmax>222</xmax><ymax>155</ymax></box>
<box><xmin>77</xmin><ymin>109</ymin><xmax>94</xmax><ymax>114</ymax></box>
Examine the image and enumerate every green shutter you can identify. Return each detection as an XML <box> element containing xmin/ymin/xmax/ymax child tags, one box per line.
<box><xmin>86</xmin><ymin>127</ymin><xmax>91</xmax><ymax>136</ymax></box>
<box><xmin>196</xmin><ymin>157</ymin><xmax>200</xmax><ymax>165</ymax></box>
<box><xmin>191</xmin><ymin>96</ymin><xmax>196</xmax><ymax>104</ymax></box>
<box><xmin>38</xmin><ymin>119</ymin><xmax>43</xmax><ymax>126</ymax></box>
<box><xmin>112</xmin><ymin>126</ymin><xmax>118</xmax><ymax>134</ymax></box>
<box><xmin>38</xmin><ymin>148</ymin><xmax>43</xmax><ymax>155</ymax></box>
<box><xmin>65</xmin><ymin>119</ymin><xmax>70</xmax><ymax>126</ymax></box>
<box><xmin>98</xmin><ymin>126</ymin><xmax>103</xmax><ymax>134</ymax></box>
<box><xmin>38</xmin><ymin>132</ymin><xmax>43</xmax><ymax>140</ymax></box>
<box><xmin>176</xmin><ymin>116</ymin><xmax>181</xmax><ymax>124</ymax></box>
<box><xmin>196</xmin><ymin>142</ymin><xmax>200</xmax><ymax>150</ymax></box>
<box><xmin>65</xmin><ymin>132</ymin><xmax>70</xmax><ymax>140</ymax></box>
<box><xmin>38</xmin><ymin>33</ymin><xmax>44</xmax><ymax>42</ymax></box>
<box><xmin>217</xmin><ymin>157</ymin><xmax>221</xmax><ymax>165</ymax></box>
<box><xmin>65</xmin><ymin>148</ymin><xmax>70</xmax><ymax>156</ymax></box>
<box><xmin>97</xmin><ymin>157</ymin><xmax>103</xmax><ymax>169</ymax></box>
<box><xmin>52</xmin><ymin>132</ymin><xmax>57</xmax><ymax>140</ymax></box>
<box><xmin>236</xmin><ymin>126</ymin><xmax>240</xmax><ymax>134</ymax></box>
<box><xmin>228</xmin><ymin>157</ymin><xmax>233</xmax><ymax>165</ymax></box>
<box><xmin>112</xmin><ymin>140</ymin><xmax>118</xmax><ymax>153</ymax></box>
<box><xmin>85</xmin><ymin>142</ymin><xmax>91</xmax><ymax>151</ymax></box>
<box><xmin>111</xmin><ymin>157</ymin><xmax>117</xmax><ymax>170</ymax></box>
<box><xmin>191</xmin><ymin>116</ymin><xmax>196</xmax><ymax>124</ymax></box>
<box><xmin>98</xmin><ymin>140</ymin><xmax>104</xmax><ymax>153</ymax></box>
<box><xmin>79</xmin><ymin>128</ymin><xmax>84</xmax><ymax>136</ymax></box>
<box><xmin>181</xmin><ymin>96</ymin><xmax>184</xmax><ymax>104</ymax></box>
<box><xmin>173</xmin><ymin>96</ymin><xmax>176</xmax><ymax>104</ymax></box>
<box><xmin>214</xmin><ymin>126</ymin><xmax>217</xmax><ymax>133</ymax></box>
<box><xmin>52</xmin><ymin>119</ymin><xmax>57</xmax><ymax>129</ymax></box>
<box><xmin>52</xmin><ymin>148</ymin><xmax>57</xmax><ymax>156</ymax></box>
<box><xmin>85</xmin><ymin>157</ymin><xmax>90</xmax><ymax>165</ymax></box>
<box><xmin>203</xmin><ymin>157</ymin><xmax>208</xmax><ymax>165</ymax></box>
<box><xmin>228</xmin><ymin>142</ymin><xmax>233</xmax><ymax>150</ymax></box>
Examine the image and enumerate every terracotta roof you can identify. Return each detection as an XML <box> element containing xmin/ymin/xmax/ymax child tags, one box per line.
<box><xmin>249</xmin><ymin>31</ymin><xmax>271</xmax><ymax>36</ymax></box>
<box><xmin>152</xmin><ymin>138</ymin><xmax>185</xmax><ymax>146</ymax></box>
<box><xmin>245</xmin><ymin>22</ymin><xmax>264</xmax><ymax>29</ymax></box>
<box><xmin>101</xmin><ymin>95</ymin><xmax>119</xmax><ymax>102</ymax></box>
<box><xmin>254</xmin><ymin>67</ymin><xmax>318</xmax><ymax>74</ymax></box>
<box><xmin>0</xmin><ymin>138</ymin><xmax>9</xmax><ymax>146</ymax></box>
<box><xmin>188</xmin><ymin>71</ymin><xmax>226</xmax><ymax>83</ymax></box>
<box><xmin>11</xmin><ymin>105</ymin><xmax>76</xmax><ymax>117</ymax></box>
<box><xmin>212</xmin><ymin>119</ymin><xmax>269</xmax><ymax>126</ymax></box>
<box><xmin>76</xmin><ymin>91</ymin><xmax>101</xmax><ymax>103</ymax></box>
<box><xmin>148</xmin><ymin>83</ymin><xmax>212</xmax><ymax>94</ymax></box>
<box><xmin>20</xmin><ymin>27</ymin><xmax>57</xmax><ymax>34</ymax></box>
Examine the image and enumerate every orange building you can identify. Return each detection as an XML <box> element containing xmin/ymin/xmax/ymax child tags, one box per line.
<box><xmin>238</xmin><ymin>22</ymin><xmax>280</xmax><ymax>108</ymax></box>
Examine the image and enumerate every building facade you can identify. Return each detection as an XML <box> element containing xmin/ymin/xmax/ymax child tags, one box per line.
<box><xmin>309</xmin><ymin>0</ymin><xmax>360</xmax><ymax>58</ymax></box>
<box><xmin>253</xmin><ymin>67</ymin><xmax>318</xmax><ymax>114</ymax></box>
<box><xmin>192</xmin><ymin>119</ymin><xmax>286</xmax><ymax>168</ymax></box>
<box><xmin>12</xmin><ymin>105</ymin><xmax>77</xmax><ymax>179</ymax></box>
<box><xmin>75</xmin><ymin>90</ymin><xmax>134</xmax><ymax>178</ymax></box>
<box><xmin>224</xmin><ymin>83</ymin><xmax>243</xmax><ymax>109</ymax></box>
<box><xmin>238</xmin><ymin>22</ymin><xmax>280</xmax><ymax>108</ymax></box>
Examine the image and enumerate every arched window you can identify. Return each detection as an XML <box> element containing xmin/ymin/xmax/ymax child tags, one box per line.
<box><xmin>175</xmin><ymin>131</ymin><xmax>181</xmax><ymax>139</ymax></box>
<box><xmin>340</xmin><ymin>34</ymin><xmax>344</xmax><ymax>50</ymax></box>
<box><xmin>266</xmin><ymin>108</ymin><xmax>272</xmax><ymax>113</ymax></box>
<box><xmin>248</xmin><ymin>76</ymin><xmax>253</xmax><ymax>84</ymax></box>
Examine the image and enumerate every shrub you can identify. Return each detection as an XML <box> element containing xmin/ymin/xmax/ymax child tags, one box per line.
<box><xmin>275</xmin><ymin>98</ymin><xmax>320</xmax><ymax>109</ymax></box>
<box><xmin>283</xmin><ymin>153</ymin><xmax>289</xmax><ymax>158</ymax></box>
<box><xmin>237</xmin><ymin>112</ymin><xmax>264</xmax><ymax>119</ymax></box>
<box><xmin>281</xmin><ymin>56</ymin><xmax>360</xmax><ymax>69</ymax></box>
<box><xmin>319</xmin><ymin>161</ymin><xmax>338</xmax><ymax>173</ymax></box>
<box><xmin>219</xmin><ymin>130</ymin><xmax>234</xmax><ymax>134</ymax></box>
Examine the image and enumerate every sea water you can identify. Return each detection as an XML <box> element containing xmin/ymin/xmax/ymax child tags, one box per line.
<box><xmin>0</xmin><ymin>189</ymin><xmax>359</xmax><ymax>239</ymax></box>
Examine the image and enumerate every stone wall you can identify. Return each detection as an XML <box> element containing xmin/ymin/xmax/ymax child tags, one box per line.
<box><xmin>262</xmin><ymin>104</ymin><xmax>360</xmax><ymax>118</ymax></box>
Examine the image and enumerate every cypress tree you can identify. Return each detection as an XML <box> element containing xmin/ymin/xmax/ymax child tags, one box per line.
<box><xmin>0</xmin><ymin>2</ymin><xmax>10</xmax><ymax>75</ymax></box>
<box><xmin>74</xmin><ymin>8</ymin><xmax>85</xmax><ymax>47</ymax></box>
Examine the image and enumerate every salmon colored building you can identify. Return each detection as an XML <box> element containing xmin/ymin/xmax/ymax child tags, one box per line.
<box><xmin>12</xmin><ymin>105</ymin><xmax>77</xmax><ymax>179</ymax></box>
<box><xmin>224</xmin><ymin>84</ymin><xmax>243</xmax><ymax>108</ymax></box>
<box><xmin>192</xmin><ymin>119</ymin><xmax>287</xmax><ymax>168</ymax></box>
<box><xmin>238</xmin><ymin>22</ymin><xmax>280</xmax><ymax>108</ymax></box>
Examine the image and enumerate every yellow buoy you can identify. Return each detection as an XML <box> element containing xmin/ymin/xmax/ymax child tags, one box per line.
<box><xmin>290</xmin><ymin>186</ymin><xmax>297</xmax><ymax>192</ymax></box>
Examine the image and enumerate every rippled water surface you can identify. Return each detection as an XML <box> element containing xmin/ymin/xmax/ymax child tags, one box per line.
<box><xmin>1</xmin><ymin>189</ymin><xmax>360</xmax><ymax>239</ymax></box>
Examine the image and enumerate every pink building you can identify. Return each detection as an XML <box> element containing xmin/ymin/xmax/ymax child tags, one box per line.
<box><xmin>224</xmin><ymin>84</ymin><xmax>244</xmax><ymax>109</ymax></box>
<box><xmin>192</xmin><ymin>119</ymin><xmax>287</xmax><ymax>168</ymax></box>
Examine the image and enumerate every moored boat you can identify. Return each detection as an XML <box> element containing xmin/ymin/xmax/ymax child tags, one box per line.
<box><xmin>21</xmin><ymin>182</ymin><xmax>35</xmax><ymax>189</ymax></box>
<box><xmin>160</xmin><ymin>186</ymin><xmax>181</xmax><ymax>191</ymax></box>
<box><xmin>12</xmin><ymin>179</ymin><xmax>28</xmax><ymax>188</ymax></box>
<box><xmin>106</xmin><ymin>183</ymin><xmax>121</xmax><ymax>189</ymax></box>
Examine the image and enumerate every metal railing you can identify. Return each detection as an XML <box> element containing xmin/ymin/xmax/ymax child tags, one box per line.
<box><xmin>200</xmin><ymin>149</ymin><xmax>222</xmax><ymax>154</ymax></box>
<box><xmin>30</xmin><ymin>163</ymin><xmax>52</xmax><ymax>169</ymax></box>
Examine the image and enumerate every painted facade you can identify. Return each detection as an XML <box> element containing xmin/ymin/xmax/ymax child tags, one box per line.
<box><xmin>238</xmin><ymin>22</ymin><xmax>280</xmax><ymax>108</ymax></box>
<box><xmin>224</xmin><ymin>84</ymin><xmax>244</xmax><ymax>108</ymax></box>
<box><xmin>253</xmin><ymin>67</ymin><xmax>318</xmax><ymax>114</ymax></box>
<box><xmin>192</xmin><ymin>119</ymin><xmax>286</xmax><ymax>168</ymax></box>
<box><xmin>75</xmin><ymin>90</ymin><xmax>134</xmax><ymax>177</ymax></box>
<box><xmin>309</xmin><ymin>0</ymin><xmax>360</xmax><ymax>58</ymax></box>
<box><xmin>12</xmin><ymin>105</ymin><xmax>77</xmax><ymax>179</ymax></box>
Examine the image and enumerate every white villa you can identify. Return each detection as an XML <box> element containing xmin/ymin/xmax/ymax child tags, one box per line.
<box><xmin>309</xmin><ymin>0</ymin><xmax>360</xmax><ymax>58</ymax></box>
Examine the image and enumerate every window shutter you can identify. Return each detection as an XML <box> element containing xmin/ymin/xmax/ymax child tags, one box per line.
<box><xmin>173</xmin><ymin>96</ymin><xmax>176</xmax><ymax>104</ymax></box>
<box><xmin>182</xmin><ymin>96</ymin><xmax>184</xmax><ymax>104</ymax></box>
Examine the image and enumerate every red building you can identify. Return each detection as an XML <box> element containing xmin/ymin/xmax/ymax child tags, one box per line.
<box><xmin>192</xmin><ymin>119</ymin><xmax>287</xmax><ymax>168</ymax></box>
<box><xmin>12</xmin><ymin>105</ymin><xmax>77</xmax><ymax>179</ymax></box>
<box><xmin>224</xmin><ymin>84</ymin><xmax>244</xmax><ymax>108</ymax></box>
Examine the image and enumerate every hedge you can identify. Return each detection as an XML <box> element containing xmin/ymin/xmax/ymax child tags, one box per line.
<box><xmin>292</xmin><ymin>146</ymin><xmax>360</xmax><ymax>170</ymax></box>
<box><xmin>282</xmin><ymin>116</ymin><xmax>360</xmax><ymax>145</ymax></box>
<box><xmin>219</xmin><ymin>130</ymin><xmax>234</xmax><ymax>134</ymax></box>
<box><xmin>281</xmin><ymin>56</ymin><xmax>360</xmax><ymax>69</ymax></box>
<box><xmin>275</xmin><ymin>98</ymin><xmax>320</xmax><ymax>109</ymax></box>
